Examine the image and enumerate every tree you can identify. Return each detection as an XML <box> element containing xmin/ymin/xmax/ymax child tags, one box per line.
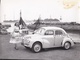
<box><xmin>70</xmin><ymin>22</ymin><xmax>76</xmax><ymax>25</ymax></box>
<box><xmin>33</xmin><ymin>18</ymin><xmax>41</xmax><ymax>31</ymax></box>
<box><xmin>0</xmin><ymin>23</ymin><xmax>2</xmax><ymax>25</ymax></box>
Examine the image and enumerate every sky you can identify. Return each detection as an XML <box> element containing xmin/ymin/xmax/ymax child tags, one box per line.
<box><xmin>1</xmin><ymin>0</ymin><xmax>80</xmax><ymax>23</ymax></box>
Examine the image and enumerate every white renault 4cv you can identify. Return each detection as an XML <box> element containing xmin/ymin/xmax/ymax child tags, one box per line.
<box><xmin>21</xmin><ymin>27</ymin><xmax>74</xmax><ymax>53</ymax></box>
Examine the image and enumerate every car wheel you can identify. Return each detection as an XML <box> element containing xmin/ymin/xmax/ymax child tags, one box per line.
<box><xmin>64</xmin><ymin>42</ymin><xmax>71</xmax><ymax>50</ymax></box>
<box><xmin>32</xmin><ymin>42</ymin><xmax>42</xmax><ymax>53</ymax></box>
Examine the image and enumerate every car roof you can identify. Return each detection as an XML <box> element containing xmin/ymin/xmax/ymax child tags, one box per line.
<box><xmin>41</xmin><ymin>26</ymin><xmax>64</xmax><ymax>30</ymax></box>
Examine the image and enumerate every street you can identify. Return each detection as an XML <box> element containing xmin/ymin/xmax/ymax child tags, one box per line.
<box><xmin>0</xmin><ymin>32</ymin><xmax>80</xmax><ymax>60</ymax></box>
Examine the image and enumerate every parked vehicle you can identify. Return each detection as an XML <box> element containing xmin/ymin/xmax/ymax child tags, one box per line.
<box><xmin>21</xmin><ymin>26</ymin><xmax>74</xmax><ymax>53</ymax></box>
<box><xmin>0</xmin><ymin>27</ymin><xmax>8</xmax><ymax>34</ymax></box>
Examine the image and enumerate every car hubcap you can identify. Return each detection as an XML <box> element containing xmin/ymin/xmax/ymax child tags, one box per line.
<box><xmin>34</xmin><ymin>44</ymin><xmax>41</xmax><ymax>52</ymax></box>
<box><xmin>65</xmin><ymin>43</ymin><xmax>70</xmax><ymax>49</ymax></box>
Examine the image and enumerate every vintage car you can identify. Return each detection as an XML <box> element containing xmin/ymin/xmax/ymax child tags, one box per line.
<box><xmin>21</xmin><ymin>26</ymin><xmax>74</xmax><ymax>53</ymax></box>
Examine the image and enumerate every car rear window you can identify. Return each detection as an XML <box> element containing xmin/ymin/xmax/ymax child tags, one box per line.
<box><xmin>55</xmin><ymin>30</ymin><xmax>63</xmax><ymax>35</ymax></box>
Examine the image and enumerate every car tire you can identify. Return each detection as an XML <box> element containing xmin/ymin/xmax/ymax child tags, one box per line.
<box><xmin>32</xmin><ymin>42</ymin><xmax>42</xmax><ymax>53</ymax></box>
<box><xmin>64</xmin><ymin>42</ymin><xmax>71</xmax><ymax>50</ymax></box>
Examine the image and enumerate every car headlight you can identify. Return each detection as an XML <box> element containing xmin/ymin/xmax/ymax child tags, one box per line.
<box><xmin>22</xmin><ymin>37</ymin><xmax>31</xmax><ymax>45</ymax></box>
<box><xmin>24</xmin><ymin>40</ymin><xmax>30</xmax><ymax>45</ymax></box>
<box><xmin>27</xmin><ymin>40</ymin><xmax>30</xmax><ymax>43</ymax></box>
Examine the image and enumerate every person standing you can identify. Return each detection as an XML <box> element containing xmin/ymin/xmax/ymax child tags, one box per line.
<box><xmin>10</xmin><ymin>22</ymin><xmax>22</xmax><ymax>50</ymax></box>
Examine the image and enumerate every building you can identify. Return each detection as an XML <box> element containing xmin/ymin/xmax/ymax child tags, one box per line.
<box><xmin>2</xmin><ymin>20</ymin><xmax>18</xmax><ymax>27</ymax></box>
<box><xmin>41</xmin><ymin>18</ymin><xmax>60</xmax><ymax>24</ymax></box>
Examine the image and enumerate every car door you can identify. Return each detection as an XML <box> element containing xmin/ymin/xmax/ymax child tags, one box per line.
<box><xmin>54</xmin><ymin>30</ymin><xmax>64</xmax><ymax>47</ymax></box>
<box><xmin>42</xmin><ymin>30</ymin><xmax>55</xmax><ymax>48</ymax></box>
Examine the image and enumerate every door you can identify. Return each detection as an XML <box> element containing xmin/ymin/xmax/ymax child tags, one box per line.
<box><xmin>54</xmin><ymin>30</ymin><xmax>64</xmax><ymax>47</ymax></box>
<box><xmin>42</xmin><ymin>30</ymin><xmax>55</xmax><ymax>48</ymax></box>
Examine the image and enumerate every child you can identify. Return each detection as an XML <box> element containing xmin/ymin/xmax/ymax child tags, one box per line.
<box><xmin>10</xmin><ymin>23</ymin><xmax>22</xmax><ymax>50</ymax></box>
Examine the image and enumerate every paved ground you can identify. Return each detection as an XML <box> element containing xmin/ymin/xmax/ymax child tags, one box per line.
<box><xmin>69</xmin><ymin>33</ymin><xmax>80</xmax><ymax>43</ymax></box>
<box><xmin>0</xmin><ymin>32</ymin><xmax>80</xmax><ymax>60</ymax></box>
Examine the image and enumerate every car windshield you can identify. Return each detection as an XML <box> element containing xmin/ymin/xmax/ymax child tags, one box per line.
<box><xmin>35</xmin><ymin>28</ymin><xmax>45</xmax><ymax>35</ymax></box>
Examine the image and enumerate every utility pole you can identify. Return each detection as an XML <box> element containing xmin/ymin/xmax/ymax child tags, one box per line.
<box><xmin>60</xmin><ymin>16</ymin><xmax>62</xmax><ymax>28</ymax></box>
<box><xmin>20</xmin><ymin>10</ymin><xmax>22</xmax><ymax>18</ymax></box>
<box><xmin>19</xmin><ymin>10</ymin><xmax>22</xmax><ymax>29</ymax></box>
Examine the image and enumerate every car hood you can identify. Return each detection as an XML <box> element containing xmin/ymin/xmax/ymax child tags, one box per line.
<box><xmin>23</xmin><ymin>34</ymin><xmax>42</xmax><ymax>39</ymax></box>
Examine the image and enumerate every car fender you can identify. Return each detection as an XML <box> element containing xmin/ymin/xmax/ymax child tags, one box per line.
<box><xmin>29</xmin><ymin>37</ymin><xmax>44</xmax><ymax>48</ymax></box>
<box><xmin>62</xmin><ymin>37</ymin><xmax>74</xmax><ymax>47</ymax></box>
<box><xmin>30</xmin><ymin>38</ymin><xmax>51</xmax><ymax>48</ymax></box>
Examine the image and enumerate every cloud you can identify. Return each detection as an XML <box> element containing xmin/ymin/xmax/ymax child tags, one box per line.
<box><xmin>62</xmin><ymin>0</ymin><xmax>79</xmax><ymax>9</ymax></box>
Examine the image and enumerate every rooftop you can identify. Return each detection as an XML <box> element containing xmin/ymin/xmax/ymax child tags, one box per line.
<box><xmin>41</xmin><ymin>26</ymin><xmax>64</xmax><ymax>30</ymax></box>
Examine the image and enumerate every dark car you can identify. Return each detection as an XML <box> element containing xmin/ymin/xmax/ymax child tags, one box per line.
<box><xmin>0</xmin><ymin>28</ymin><xmax>8</xmax><ymax>34</ymax></box>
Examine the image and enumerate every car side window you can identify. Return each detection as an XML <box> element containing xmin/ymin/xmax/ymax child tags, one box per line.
<box><xmin>45</xmin><ymin>30</ymin><xmax>54</xmax><ymax>35</ymax></box>
<box><xmin>55</xmin><ymin>30</ymin><xmax>63</xmax><ymax>35</ymax></box>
